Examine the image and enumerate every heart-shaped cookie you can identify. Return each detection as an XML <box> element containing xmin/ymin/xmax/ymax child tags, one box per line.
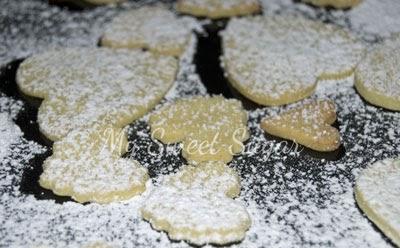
<box><xmin>260</xmin><ymin>100</ymin><xmax>341</xmax><ymax>152</ymax></box>
<box><xmin>355</xmin><ymin>158</ymin><xmax>400</xmax><ymax>246</ymax></box>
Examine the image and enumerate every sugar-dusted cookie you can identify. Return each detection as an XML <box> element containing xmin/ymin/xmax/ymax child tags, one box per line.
<box><xmin>17</xmin><ymin>48</ymin><xmax>177</xmax><ymax>141</ymax></box>
<box><xmin>51</xmin><ymin>0</ymin><xmax>125</xmax><ymax>6</ymax></box>
<box><xmin>176</xmin><ymin>0</ymin><xmax>260</xmax><ymax>19</ymax></box>
<box><xmin>355</xmin><ymin>158</ymin><xmax>400</xmax><ymax>246</ymax></box>
<box><xmin>221</xmin><ymin>15</ymin><xmax>365</xmax><ymax>106</ymax></box>
<box><xmin>355</xmin><ymin>35</ymin><xmax>400</xmax><ymax>111</ymax></box>
<box><xmin>102</xmin><ymin>6</ymin><xmax>195</xmax><ymax>56</ymax></box>
<box><xmin>163</xmin><ymin>161</ymin><xmax>241</xmax><ymax>198</ymax></box>
<box><xmin>40</xmin><ymin>124</ymin><xmax>149</xmax><ymax>203</ymax></box>
<box><xmin>260</xmin><ymin>100</ymin><xmax>341</xmax><ymax>151</ymax></box>
<box><xmin>141</xmin><ymin>186</ymin><xmax>251</xmax><ymax>245</ymax></box>
<box><xmin>149</xmin><ymin>96</ymin><xmax>249</xmax><ymax>163</ymax></box>
<box><xmin>302</xmin><ymin>0</ymin><xmax>361</xmax><ymax>9</ymax></box>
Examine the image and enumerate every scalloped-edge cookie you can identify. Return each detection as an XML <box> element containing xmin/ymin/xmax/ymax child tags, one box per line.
<box><xmin>355</xmin><ymin>158</ymin><xmax>400</xmax><ymax>246</ymax></box>
<box><xmin>260</xmin><ymin>100</ymin><xmax>341</xmax><ymax>151</ymax></box>
<box><xmin>148</xmin><ymin>96</ymin><xmax>249</xmax><ymax>163</ymax></box>
<box><xmin>221</xmin><ymin>15</ymin><xmax>365</xmax><ymax>106</ymax></box>
<box><xmin>40</xmin><ymin>124</ymin><xmax>149</xmax><ymax>203</ymax></box>
<box><xmin>141</xmin><ymin>186</ymin><xmax>251</xmax><ymax>246</ymax></box>
<box><xmin>176</xmin><ymin>0</ymin><xmax>261</xmax><ymax>19</ymax></box>
<box><xmin>102</xmin><ymin>6</ymin><xmax>196</xmax><ymax>56</ymax></box>
<box><xmin>302</xmin><ymin>0</ymin><xmax>362</xmax><ymax>9</ymax></box>
<box><xmin>355</xmin><ymin>34</ymin><xmax>400</xmax><ymax>111</ymax></box>
<box><xmin>17</xmin><ymin>47</ymin><xmax>177</xmax><ymax>141</ymax></box>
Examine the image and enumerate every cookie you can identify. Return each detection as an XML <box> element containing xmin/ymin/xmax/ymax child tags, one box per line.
<box><xmin>355</xmin><ymin>34</ymin><xmax>400</xmax><ymax>111</ymax></box>
<box><xmin>163</xmin><ymin>161</ymin><xmax>241</xmax><ymax>198</ymax></box>
<box><xmin>17</xmin><ymin>48</ymin><xmax>177</xmax><ymax>141</ymax></box>
<box><xmin>354</xmin><ymin>158</ymin><xmax>400</xmax><ymax>246</ymax></box>
<box><xmin>221</xmin><ymin>15</ymin><xmax>365</xmax><ymax>106</ymax></box>
<box><xmin>141</xmin><ymin>161</ymin><xmax>250</xmax><ymax>245</ymax></box>
<box><xmin>40</xmin><ymin>124</ymin><xmax>149</xmax><ymax>203</ymax></box>
<box><xmin>302</xmin><ymin>0</ymin><xmax>362</xmax><ymax>9</ymax></box>
<box><xmin>260</xmin><ymin>100</ymin><xmax>341</xmax><ymax>151</ymax></box>
<box><xmin>148</xmin><ymin>96</ymin><xmax>249</xmax><ymax>163</ymax></box>
<box><xmin>102</xmin><ymin>6</ymin><xmax>195</xmax><ymax>56</ymax></box>
<box><xmin>176</xmin><ymin>0</ymin><xmax>261</xmax><ymax>19</ymax></box>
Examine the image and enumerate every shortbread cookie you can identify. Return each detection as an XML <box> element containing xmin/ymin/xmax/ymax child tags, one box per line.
<box><xmin>149</xmin><ymin>96</ymin><xmax>249</xmax><ymax>163</ymax></box>
<box><xmin>164</xmin><ymin>161</ymin><xmax>241</xmax><ymax>198</ymax></box>
<box><xmin>221</xmin><ymin>15</ymin><xmax>365</xmax><ymax>106</ymax></box>
<box><xmin>17</xmin><ymin>48</ymin><xmax>177</xmax><ymax>141</ymax></box>
<box><xmin>355</xmin><ymin>35</ymin><xmax>400</xmax><ymax>111</ymax></box>
<box><xmin>40</xmin><ymin>124</ymin><xmax>149</xmax><ymax>203</ymax></box>
<box><xmin>102</xmin><ymin>6</ymin><xmax>195</xmax><ymax>56</ymax></box>
<box><xmin>141</xmin><ymin>186</ymin><xmax>251</xmax><ymax>245</ymax></box>
<box><xmin>355</xmin><ymin>158</ymin><xmax>400</xmax><ymax>246</ymax></box>
<box><xmin>176</xmin><ymin>0</ymin><xmax>260</xmax><ymax>19</ymax></box>
<box><xmin>260</xmin><ymin>100</ymin><xmax>341</xmax><ymax>151</ymax></box>
<box><xmin>302</xmin><ymin>0</ymin><xmax>361</xmax><ymax>9</ymax></box>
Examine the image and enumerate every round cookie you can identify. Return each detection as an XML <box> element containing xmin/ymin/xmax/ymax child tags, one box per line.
<box><xmin>354</xmin><ymin>158</ymin><xmax>400</xmax><ymax>246</ymax></box>
<box><xmin>176</xmin><ymin>0</ymin><xmax>261</xmax><ymax>19</ymax></box>
<box><xmin>163</xmin><ymin>161</ymin><xmax>241</xmax><ymax>198</ymax></box>
<box><xmin>221</xmin><ymin>15</ymin><xmax>366</xmax><ymax>106</ymax></box>
<box><xmin>302</xmin><ymin>0</ymin><xmax>362</xmax><ymax>9</ymax></box>
<box><xmin>40</xmin><ymin>125</ymin><xmax>149</xmax><ymax>204</ymax></box>
<box><xmin>355</xmin><ymin>35</ymin><xmax>400</xmax><ymax>111</ymax></box>
<box><xmin>141</xmin><ymin>186</ymin><xmax>251</xmax><ymax>246</ymax></box>
<box><xmin>148</xmin><ymin>96</ymin><xmax>249</xmax><ymax>163</ymax></box>
<box><xmin>102</xmin><ymin>6</ymin><xmax>195</xmax><ymax>56</ymax></box>
<box><xmin>17</xmin><ymin>48</ymin><xmax>178</xmax><ymax>141</ymax></box>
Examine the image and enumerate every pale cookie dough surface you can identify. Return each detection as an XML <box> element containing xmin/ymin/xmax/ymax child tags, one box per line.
<box><xmin>355</xmin><ymin>35</ymin><xmax>400</xmax><ymax>111</ymax></box>
<box><xmin>149</xmin><ymin>96</ymin><xmax>249</xmax><ymax>163</ymax></box>
<box><xmin>355</xmin><ymin>158</ymin><xmax>400</xmax><ymax>247</ymax></box>
<box><xmin>176</xmin><ymin>0</ymin><xmax>260</xmax><ymax>19</ymax></box>
<box><xmin>102</xmin><ymin>6</ymin><xmax>195</xmax><ymax>56</ymax></box>
<box><xmin>163</xmin><ymin>161</ymin><xmax>241</xmax><ymax>198</ymax></box>
<box><xmin>141</xmin><ymin>186</ymin><xmax>251</xmax><ymax>246</ymax></box>
<box><xmin>40</xmin><ymin>124</ymin><xmax>149</xmax><ymax>204</ymax></box>
<box><xmin>17</xmin><ymin>47</ymin><xmax>177</xmax><ymax>141</ymax></box>
<box><xmin>261</xmin><ymin>100</ymin><xmax>341</xmax><ymax>151</ymax></box>
<box><xmin>302</xmin><ymin>0</ymin><xmax>362</xmax><ymax>8</ymax></box>
<box><xmin>221</xmin><ymin>15</ymin><xmax>365</xmax><ymax>106</ymax></box>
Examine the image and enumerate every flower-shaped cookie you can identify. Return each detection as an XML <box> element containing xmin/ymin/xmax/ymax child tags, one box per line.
<box><xmin>149</xmin><ymin>96</ymin><xmax>249</xmax><ymax>163</ymax></box>
<box><xmin>102</xmin><ymin>6</ymin><xmax>196</xmax><ymax>56</ymax></box>
<box><xmin>141</xmin><ymin>162</ymin><xmax>251</xmax><ymax>245</ymax></box>
<box><xmin>40</xmin><ymin>124</ymin><xmax>149</xmax><ymax>203</ymax></box>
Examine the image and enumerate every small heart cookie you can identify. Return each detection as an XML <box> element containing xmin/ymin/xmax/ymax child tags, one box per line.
<box><xmin>102</xmin><ymin>6</ymin><xmax>195</xmax><ymax>56</ymax></box>
<box><xmin>40</xmin><ymin>124</ymin><xmax>149</xmax><ymax>203</ymax></box>
<box><xmin>260</xmin><ymin>100</ymin><xmax>341</xmax><ymax>152</ymax></box>
<box><xmin>149</xmin><ymin>96</ymin><xmax>249</xmax><ymax>163</ymax></box>
<box><xmin>176</xmin><ymin>0</ymin><xmax>261</xmax><ymax>19</ymax></box>
<box><xmin>355</xmin><ymin>158</ymin><xmax>400</xmax><ymax>246</ymax></box>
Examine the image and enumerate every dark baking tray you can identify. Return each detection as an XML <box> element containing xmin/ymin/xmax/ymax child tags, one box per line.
<box><xmin>0</xmin><ymin>2</ymin><xmax>397</xmax><ymax>247</ymax></box>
